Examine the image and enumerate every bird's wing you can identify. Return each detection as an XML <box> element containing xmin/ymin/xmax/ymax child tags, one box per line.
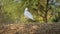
<box><xmin>24</xmin><ymin>11</ymin><xmax>34</xmax><ymax>20</ymax></box>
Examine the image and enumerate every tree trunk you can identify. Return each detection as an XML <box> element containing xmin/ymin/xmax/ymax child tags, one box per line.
<box><xmin>44</xmin><ymin>0</ymin><xmax>49</xmax><ymax>23</ymax></box>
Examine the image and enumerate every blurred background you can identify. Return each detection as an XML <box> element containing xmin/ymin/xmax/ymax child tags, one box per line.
<box><xmin>0</xmin><ymin>0</ymin><xmax>60</xmax><ymax>24</ymax></box>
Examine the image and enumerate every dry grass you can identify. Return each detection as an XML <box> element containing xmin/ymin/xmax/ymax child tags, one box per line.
<box><xmin>0</xmin><ymin>23</ymin><xmax>60</xmax><ymax>34</ymax></box>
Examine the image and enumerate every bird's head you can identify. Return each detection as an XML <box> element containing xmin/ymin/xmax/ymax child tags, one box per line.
<box><xmin>25</xmin><ymin>7</ymin><xmax>28</xmax><ymax>11</ymax></box>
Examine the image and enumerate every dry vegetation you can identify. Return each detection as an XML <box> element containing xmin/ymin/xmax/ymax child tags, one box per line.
<box><xmin>0</xmin><ymin>23</ymin><xmax>60</xmax><ymax>34</ymax></box>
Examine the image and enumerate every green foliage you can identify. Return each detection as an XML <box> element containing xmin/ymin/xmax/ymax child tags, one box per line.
<box><xmin>0</xmin><ymin>0</ymin><xmax>60</xmax><ymax>24</ymax></box>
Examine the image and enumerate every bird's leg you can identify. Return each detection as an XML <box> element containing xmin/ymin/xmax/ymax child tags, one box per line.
<box><xmin>24</xmin><ymin>18</ymin><xmax>28</xmax><ymax>23</ymax></box>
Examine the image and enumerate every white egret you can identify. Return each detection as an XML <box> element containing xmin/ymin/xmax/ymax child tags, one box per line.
<box><xmin>24</xmin><ymin>7</ymin><xmax>34</xmax><ymax>20</ymax></box>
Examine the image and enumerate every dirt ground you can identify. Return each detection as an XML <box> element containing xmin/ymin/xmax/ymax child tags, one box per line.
<box><xmin>0</xmin><ymin>23</ymin><xmax>60</xmax><ymax>34</ymax></box>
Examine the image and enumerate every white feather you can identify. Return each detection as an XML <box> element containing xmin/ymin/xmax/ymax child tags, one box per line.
<box><xmin>24</xmin><ymin>8</ymin><xmax>34</xmax><ymax>20</ymax></box>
